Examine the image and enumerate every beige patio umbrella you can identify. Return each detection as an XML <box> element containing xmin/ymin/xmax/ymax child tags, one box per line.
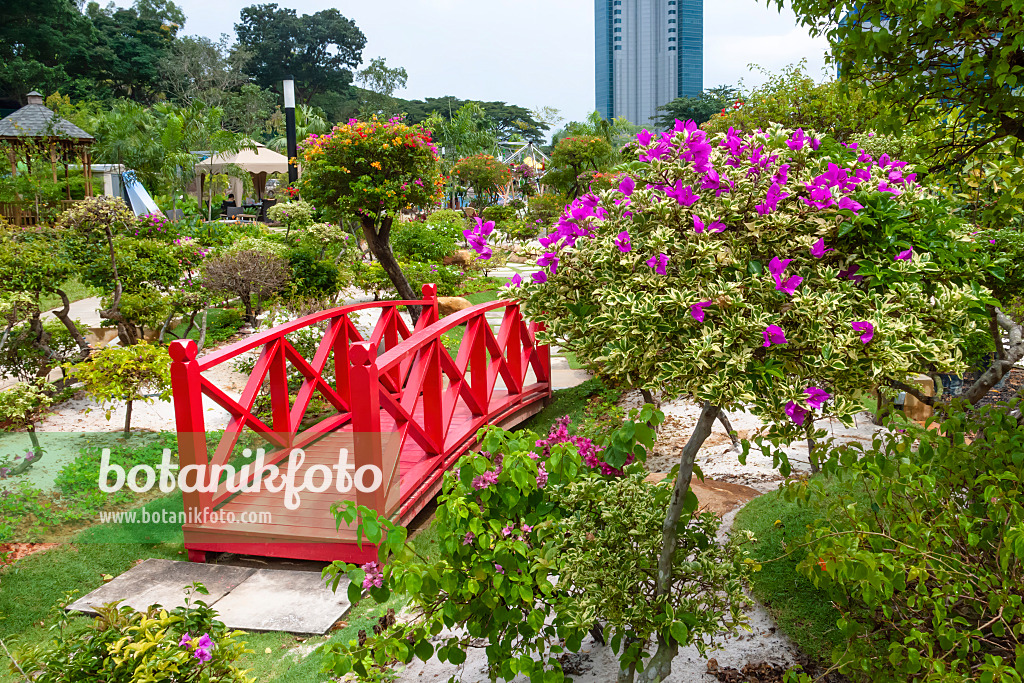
<box><xmin>196</xmin><ymin>140</ymin><xmax>289</xmax><ymax>201</ymax></box>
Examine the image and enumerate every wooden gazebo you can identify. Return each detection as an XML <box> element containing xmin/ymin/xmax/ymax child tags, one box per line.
<box><xmin>0</xmin><ymin>91</ymin><xmax>95</xmax><ymax>226</ymax></box>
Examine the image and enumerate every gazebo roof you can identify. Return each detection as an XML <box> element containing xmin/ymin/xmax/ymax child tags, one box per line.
<box><xmin>0</xmin><ymin>91</ymin><xmax>94</xmax><ymax>143</ymax></box>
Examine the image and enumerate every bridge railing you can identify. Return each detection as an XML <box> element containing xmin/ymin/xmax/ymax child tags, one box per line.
<box><xmin>168</xmin><ymin>284</ymin><xmax>551</xmax><ymax>527</ymax></box>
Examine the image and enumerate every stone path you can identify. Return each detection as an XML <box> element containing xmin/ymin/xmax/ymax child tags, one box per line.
<box><xmin>68</xmin><ymin>558</ymin><xmax>352</xmax><ymax>635</ymax></box>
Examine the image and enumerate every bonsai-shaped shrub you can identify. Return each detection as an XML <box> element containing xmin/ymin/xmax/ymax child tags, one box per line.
<box><xmin>453</xmin><ymin>154</ymin><xmax>511</xmax><ymax>207</ymax></box>
<box><xmin>468</xmin><ymin>121</ymin><xmax>989</xmax><ymax>679</ymax></box>
<box><xmin>267</xmin><ymin>199</ymin><xmax>316</xmax><ymax>236</ymax></box>
<box><xmin>201</xmin><ymin>248</ymin><xmax>290</xmax><ymax>325</ymax></box>
<box><xmin>55</xmin><ymin>196</ymin><xmax>143</xmax><ymax>344</ymax></box>
<box><xmin>299</xmin><ymin>117</ymin><xmax>442</xmax><ymax>320</ymax></box>
<box><xmin>70</xmin><ymin>342</ymin><xmax>172</xmax><ymax>438</ymax></box>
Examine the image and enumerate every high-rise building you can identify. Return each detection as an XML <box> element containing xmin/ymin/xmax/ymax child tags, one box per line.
<box><xmin>595</xmin><ymin>0</ymin><xmax>703</xmax><ymax>126</ymax></box>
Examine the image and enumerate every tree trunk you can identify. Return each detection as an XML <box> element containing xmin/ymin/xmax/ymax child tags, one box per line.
<box><xmin>197</xmin><ymin>309</ymin><xmax>209</xmax><ymax>352</ymax></box>
<box><xmin>717</xmin><ymin>411</ymin><xmax>740</xmax><ymax>449</ymax></box>
<box><xmin>638</xmin><ymin>402</ymin><xmax>721</xmax><ymax>683</ymax></box>
<box><xmin>52</xmin><ymin>288</ymin><xmax>91</xmax><ymax>359</ymax></box>
<box><xmin>964</xmin><ymin>309</ymin><xmax>1023</xmax><ymax>405</ymax></box>
<box><xmin>123</xmin><ymin>400</ymin><xmax>133</xmax><ymax>439</ymax></box>
<box><xmin>360</xmin><ymin>216</ymin><xmax>420</xmax><ymax>324</ymax></box>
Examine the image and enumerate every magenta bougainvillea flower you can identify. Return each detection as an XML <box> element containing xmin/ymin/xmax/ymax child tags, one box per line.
<box><xmin>785</xmin><ymin>401</ymin><xmax>809</xmax><ymax>425</ymax></box>
<box><xmin>775</xmin><ymin>275</ymin><xmax>804</xmax><ymax>295</ymax></box>
<box><xmin>851</xmin><ymin>321</ymin><xmax>874</xmax><ymax>343</ymax></box>
<box><xmin>532</xmin><ymin>270</ymin><xmax>548</xmax><ymax>284</ymax></box>
<box><xmin>690</xmin><ymin>301</ymin><xmax>713</xmax><ymax>322</ymax></box>
<box><xmin>786</xmin><ymin>128</ymin><xmax>808</xmax><ymax>151</ymax></box>
<box><xmin>614</xmin><ymin>230</ymin><xmax>632</xmax><ymax>252</ymax></box>
<box><xmin>805</xmin><ymin>386</ymin><xmax>831</xmax><ymax>409</ymax></box>
<box><xmin>838</xmin><ymin>263</ymin><xmax>865</xmax><ymax>284</ymax></box>
<box><xmin>637</xmin><ymin>129</ymin><xmax>653</xmax><ymax>146</ymax></box>
<box><xmin>810</xmin><ymin>238</ymin><xmax>833</xmax><ymax>258</ymax></box>
<box><xmin>666</xmin><ymin>180</ymin><xmax>700</xmax><ymax>207</ymax></box>
<box><xmin>646</xmin><ymin>253</ymin><xmax>669</xmax><ymax>275</ymax></box>
<box><xmin>537</xmin><ymin>252</ymin><xmax>559</xmax><ymax>274</ymax></box>
<box><xmin>361</xmin><ymin>561</ymin><xmax>383</xmax><ymax>589</ymax></box>
<box><xmin>693</xmin><ymin>215</ymin><xmax>706</xmax><ymax>234</ymax></box>
<box><xmin>508</xmin><ymin>273</ymin><xmax>522</xmax><ymax>287</ymax></box>
<box><xmin>894</xmin><ymin>247</ymin><xmax>913</xmax><ymax>261</ymax></box>
<box><xmin>619</xmin><ymin>176</ymin><xmax>636</xmax><ymax>196</ymax></box>
<box><xmin>193</xmin><ymin>634</ymin><xmax>214</xmax><ymax>663</ymax></box>
<box><xmin>462</xmin><ymin>531</ymin><xmax>475</xmax><ymax>545</ymax></box>
<box><xmin>768</xmin><ymin>257</ymin><xmax>792</xmax><ymax>279</ymax></box>
<box><xmin>763</xmin><ymin>324</ymin><xmax>788</xmax><ymax>347</ymax></box>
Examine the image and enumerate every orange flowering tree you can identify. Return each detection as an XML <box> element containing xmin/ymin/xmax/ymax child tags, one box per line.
<box><xmin>299</xmin><ymin>117</ymin><xmax>443</xmax><ymax>311</ymax></box>
<box><xmin>453</xmin><ymin>153</ymin><xmax>511</xmax><ymax>207</ymax></box>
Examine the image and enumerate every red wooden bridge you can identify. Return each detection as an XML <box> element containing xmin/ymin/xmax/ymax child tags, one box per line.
<box><xmin>168</xmin><ymin>285</ymin><xmax>551</xmax><ymax>564</ymax></box>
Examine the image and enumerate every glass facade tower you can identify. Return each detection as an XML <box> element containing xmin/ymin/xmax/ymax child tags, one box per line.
<box><xmin>595</xmin><ymin>0</ymin><xmax>703</xmax><ymax>126</ymax></box>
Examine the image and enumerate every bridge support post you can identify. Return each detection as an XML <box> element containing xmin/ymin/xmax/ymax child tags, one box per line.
<box><xmin>421</xmin><ymin>283</ymin><xmax>439</xmax><ymax>328</ymax></box>
<box><xmin>350</xmin><ymin>342</ymin><xmax>386</xmax><ymax>515</ymax></box>
<box><xmin>168</xmin><ymin>340</ymin><xmax>211</xmax><ymax>548</ymax></box>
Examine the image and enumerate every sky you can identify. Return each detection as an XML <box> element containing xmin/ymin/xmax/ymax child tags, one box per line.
<box><xmin>167</xmin><ymin>0</ymin><xmax>832</xmax><ymax>126</ymax></box>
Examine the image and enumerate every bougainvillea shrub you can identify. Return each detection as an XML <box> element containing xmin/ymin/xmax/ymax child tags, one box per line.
<box><xmin>478</xmin><ymin>121</ymin><xmax>988</xmax><ymax>454</ymax></box>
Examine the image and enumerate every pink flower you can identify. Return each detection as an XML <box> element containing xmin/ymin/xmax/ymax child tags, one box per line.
<box><xmin>785</xmin><ymin>401</ymin><xmax>809</xmax><ymax>425</ymax></box>
<box><xmin>502</xmin><ymin>525</ymin><xmax>513</xmax><ymax>537</ymax></box>
<box><xmin>690</xmin><ymin>301</ymin><xmax>713</xmax><ymax>322</ymax></box>
<box><xmin>894</xmin><ymin>247</ymin><xmax>913</xmax><ymax>261</ymax></box>
<box><xmin>361</xmin><ymin>561</ymin><xmax>383</xmax><ymax>589</ymax></box>
<box><xmin>763</xmin><ymin>325</ymin><xmax>788</xmax><ymax>347</ymax></box>
<box><xmin>851</xmin><ymin>321</ymin><xmax>874</xmax><ymax>343</ymax></box>
<box><xmin>462</xmin><ymin>532</ymin><xmax>475</xmax><ymax>545</ymax></box>
<box><xmin>531</xmin><ymin>270</ymin><xmax>548</xmax><ymax>284</ymax></box>
<box><xmin>810</xmin><ymin>238</ymin><xmax>833</xmax><ymax>258</ymax></box>
<box><xmin>521</xmin><ymin>524</ymin><xmax>533</xmax><ymax>533</ymax></box>
<box><xmin>614</xmin><ymin>230</ymin><xmax>632</xmax><ymax>252</ymax></box>
<box><xmin>472</xmin><ymin>470</ymin><xmax>499</xmax><ymax>490</ymax></box>
<box><xmin>495</xmin><ymin>564</ymin><xmax>504</xmax><ymax>574</ymax></box>
<box><xmin>805</xmin><ymin>386</ymin><xmax>831</xmax><ymax>410</ymax></box>
<box><xmin>536</xmin><ymin>462</ymin><xmax>548</xmax><ymax>488</ymax></box>
<box><xmin>646</xmin><ymin>253</ymin><xmax>669</xmax><ymax>275</ymax></box>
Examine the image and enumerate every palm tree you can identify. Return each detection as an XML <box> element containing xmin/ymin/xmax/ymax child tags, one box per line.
<box><xmin>154</xmin><ymin>102</ymin><xmax>251</xmax><ymax>216</ymax></box>
<box><xmin>268</xmin><ymin>104</ymin><xmax>330</xmax><ymax>152</ymax></box>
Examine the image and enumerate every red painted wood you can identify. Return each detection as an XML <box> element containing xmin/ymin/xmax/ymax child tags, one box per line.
<box><xmin>169</xmin><ymin>290</ymin><xmax>553</xmax><ymax>564</ymax></box>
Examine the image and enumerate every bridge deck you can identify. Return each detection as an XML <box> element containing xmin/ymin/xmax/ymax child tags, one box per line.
<box><xmin>170</xmin><ymin>288</ymin><xmax>551</xmax><ymax>564</ymax></box>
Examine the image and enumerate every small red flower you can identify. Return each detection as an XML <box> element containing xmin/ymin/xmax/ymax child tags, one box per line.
<box><xmin>817</xmin><ymin>558</ymin><xmax>827</xmax><ymax>571</ymax></box>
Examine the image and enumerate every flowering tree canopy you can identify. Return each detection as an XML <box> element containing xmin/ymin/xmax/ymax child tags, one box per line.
<box><xmin>501</xmin><ymin>122</ymin><xmax>986</xmax><ymax>443</ymax></box>
<box><xmin>452</xmin><ymin>153</ymin><xmax>510</xmax><ymax>207</ymax></box>
<box><xmin>299</xmin><ymin>117</ymin><xmax>442</xmax><ymax>311</ymax></box>
<box><xmin>470</xmin><ymin>120</ymin><xmax>993</xmax><ymax>680</ymax></box>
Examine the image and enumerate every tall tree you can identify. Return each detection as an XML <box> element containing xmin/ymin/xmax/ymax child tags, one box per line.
<box><xmin>84</xmin><ymin>0</ymin><xmax>184</xmax><ymax>102</ymax></box>
<box><xmin>355</xmin><ymin>57</ymin><xmax>408</xmax><ymax>119</ymax></box>
<box><xmin>655</xmin><ymin>85</ymin><xmax>738</xmax><ymax>129</ymax></box>
<box><xmin>400</xmin><ymin>96</ymin><xmax>549</xmax><ymax>144</ymax></box>
<box><xmin>159</xmin><ymin>35</ymin><xmax>252</xmax><ymax>108</ymax></box>
<box><xmin>772</xmin><ymin>0</ymin><xmax>1024</xmax><ymax>168</ymax></box>
<box><xmin>0</xmin><ymin>0</ymin><xmax>96</xmax><ymax>102</ymax></box>
<box><xmin>234</xmin><ymin>3</ymin><xmax>365</xmax><ymax>102</ymax></box>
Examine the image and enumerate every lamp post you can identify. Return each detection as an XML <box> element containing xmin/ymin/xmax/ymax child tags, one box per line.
<box><xmin>283</xmin><ymin>75</ymin><xmax>298</xmax><ymax>185</ymax></box>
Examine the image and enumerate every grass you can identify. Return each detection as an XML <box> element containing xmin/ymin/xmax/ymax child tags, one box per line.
<box><xmin>440</xmin><ymin>288</ymin><xmax>503</xmax><ymax>354</ymax></box>
<box><xmin>731</xmin><ymin>475</ymin><xmax>855</xmax><ymax>665</ymax></box>
<box><xmin>168</xmin><ymin>306</ymin><xmax>244</xmax><ymax>344</ymax></box>
<box><xmin>37</xmin><ymin>276</ymin><xmax>103</xmax><ymax>311</ymax></box>
<box><xmin>0</xmin><ymin>458</ymin><xmax>447</xmax><ymax>683</ymax></box>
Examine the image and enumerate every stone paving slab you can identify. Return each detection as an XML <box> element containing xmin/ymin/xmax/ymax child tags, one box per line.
<box><xmin>67</xmin><ymin>559</ymin><xmax>352</xmax><ymax>635</ymax></box>
<box><xmin>69</xmin><ymin>559</ymin><xmax>255</xmax><ymax>615</ymax></box>
<box><xmin>210</xmin><ymin>568</ymin><xmax>351</xmax><ymax>635</ymax></box>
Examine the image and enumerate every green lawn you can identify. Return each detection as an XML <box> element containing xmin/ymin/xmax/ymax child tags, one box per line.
<box><xmin>731</xmin><ymin>476</ymin><xmax>853</xmax><ymax>665</ymax></box>
<box><xmin>0</xmin><ymin>472</ymin><xmax>444</xmax><ymax>683</ymax></box>
<box><xmin>37</xmin><ymin>276</ymin><xmax>103</xmax><ymax>311</ymax></box>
